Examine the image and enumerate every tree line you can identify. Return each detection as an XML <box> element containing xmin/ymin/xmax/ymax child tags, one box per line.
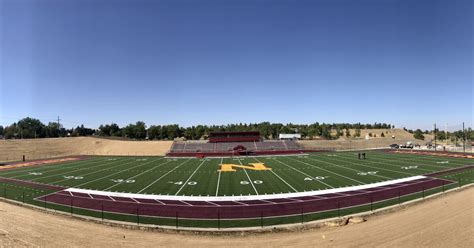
<box><xmin>0</xmin><ymin>117</ymin><xmax>396</xmax><ymax>140</ymax></box>
<box><xmin>1</xmin><ymin>117</ymin><xmax>472</xmax><ymax>141</ymax></box>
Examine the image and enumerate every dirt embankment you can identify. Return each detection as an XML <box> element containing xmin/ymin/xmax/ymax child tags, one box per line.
<box><xmin>0</xmin><ymin>137</ymin><xmax>173</xmax><ymax>162</ymax></box>
<box><xmin>299</xmin><ymin>128</ymin><xmax>431</xmax><ymax>150</ymax></box>
<box><xmin>0</xmin><ymin>187</ymin><xmax>472</xmax><ymax>247</ymax></box>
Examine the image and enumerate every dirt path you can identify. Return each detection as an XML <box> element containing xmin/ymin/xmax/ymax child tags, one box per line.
<box><xmin>1</xmin><ymin>187</ymin><xmax>473</xmax><ymax>247</ymax></box>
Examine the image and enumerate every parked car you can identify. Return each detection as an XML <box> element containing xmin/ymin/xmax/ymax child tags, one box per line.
<box><xmin>389</xmin><ymin>144</ymin><xmax>399</xmax><ymax>149</ymax></box>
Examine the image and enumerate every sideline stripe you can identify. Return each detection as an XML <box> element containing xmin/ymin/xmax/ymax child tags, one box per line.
<box><xmin>64</xmin><ymin>175</ymin><xmax>427</xmax><ymax>202</ymax></box>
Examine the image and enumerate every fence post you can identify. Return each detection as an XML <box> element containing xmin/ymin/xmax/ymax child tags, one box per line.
<box><xmin>70</xmin><ymin>198</ymin><xmax>73</xmax><ymax>215</ymax></box>
<box><xmin>217</xmin><ymin>211</ymin><xmax>220</xmax><ymax>230</ymax></box>
<box><xmin>22</xmin><ymin>192</ymin><xmax>25</xmax><ymax>204</ymax></box>
<box><xmin>422</xmin><ymin>186</ymin><xmax>425</xmax><ymax>198</ymax></box>
<box><xmin>370</xmin><ymin>198</ymin><xmax>373</xmax><ymax>212</ymax></box>
<box><xmin>260</xmin><ymin>212</ymin><xmax>263</xmax><ymax>228</ymax></box>
<box><xmin>398</xmin><ymin>191</ymin><xmax>400</xmax><ymax>205</ymax></box>
<box><xmin>44</xmin><ymin>196</ymin><xmax>47</xmax><ymax>209</ymax></box>
<box><xmin>136</xmin><ymin>208</ymin><xmax>140</xmax><ymax>226</ymax></box>
<box><xmin>301</xmin><ymin>208</ymin><xmax>304</xmax><ymax>224</ymax></box>
<box><xmin>337</xmin><ymin>202</ymin><xmax>340</xmax><ymax>217</ymax></box>
<box><xmin>175</xmin><ymin>211</ymin><xmax>178</xmax><ymax>229</ymax></box>
<box><xmin>101</xmin><ymin>204</ymin><xmax>104</xmax><ymax>221</ymax></box>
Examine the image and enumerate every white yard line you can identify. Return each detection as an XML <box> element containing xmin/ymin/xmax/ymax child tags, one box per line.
<box><xmin>174</xmin><ymin>159</ymin><xmax>208</xmax><ymax>196</ymax></box>
<box><xmin>6</xmin><ymin>157</ymin><xmax>105</xmax><ymax>177</ymax></box>
<box><xmin>285</xmin><ymin>156</ymin><xmax>366</xmax><ymax>185</ymax></box>
<box><xmin>273</xmin><ymin>158</ymin><xmax>335</xmax><ymax>189</ymax></box>
<box><xmin>243</xmin><ymin>169</ymin><xmax>259</xmax><ymax>195</ymax></box>
<box><xmin>44</xmin><ymin>158</ymin><xmax>139</xmax><ymax>184</ymax></box>
<box><xmin>306</xmin><ymin>156</ymin><xmax>393</xmax><ymax>180</ymax></box>
<box><xmin>358</xmin><ymin>153</ymin><xmax>456</xmax><ymax>170</ymax></box>
<box><xmin>215</xmin><ymin>157</ymin><xmax>223</xmax><ymax>196</ymax></box>
<box><xmin>104</xmin><ymin>159</ymin><xmax>172</xmax><ymax>191</ymax></box>
<box><xmin>63</xmin><ymin>175</ymin><xmax>427</xmax><ymax>202</ymax></box>
<box><xmin>137</xmin><ymin>159</ymin><xmax>191</xmax><ymax>194</ymax></box>
<box><xmin>252</xmin><ymin>157</ymin><xmax>298</xmax><ymax>192</ymax></box>
<box><xmin>22</xmin><ymin>158</ymin><xmax>129</xmax><ymax>181</ymax></box>
<box><xmin>70</xmin><ymin>159</ymin><xmax>158</xmax><ymax>188</ymax></box>
<box><xmin>237</xmin><ymin>158</ymin><xmax>259</xmax><ymax>195</ymax></box>
<box><xmin>309</xmin><ymin>155</ymin><xmax>414</xmax><ymax>177</ymax></box>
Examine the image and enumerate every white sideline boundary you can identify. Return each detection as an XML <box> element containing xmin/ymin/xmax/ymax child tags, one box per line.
<box><xmin>64</xmin><ymin>175</ymin><xmax>427</xmax><ymax>202</ymax></box>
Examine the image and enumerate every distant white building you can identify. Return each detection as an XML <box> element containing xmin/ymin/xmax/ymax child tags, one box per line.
<box><xmin>279</xmin><ymin>133</ymin><xmax>301</xmax><ymax>140</ymax></box>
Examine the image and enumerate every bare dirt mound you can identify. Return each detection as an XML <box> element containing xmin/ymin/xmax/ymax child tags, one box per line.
<box><xmin>299</xmin><ymin>128</ymin><xmax>431</xmax><ymax>150</ymax></box>
<box><xmin>0</xmin><ymin>187</ymin><xmax>472</xmax><ymax>247</ymax></box>
<box><xmin>0</xmin><ymin>137</ymin><xmax>173</xmax><ymax>162</ymax></box>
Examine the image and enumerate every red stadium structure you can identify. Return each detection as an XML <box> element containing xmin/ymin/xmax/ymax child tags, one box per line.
<box><xmin>208</xmin><ymin>131</ymin><xmax>261</xmax><ymax>143</ymax></box>
<box><xmin>167</xmin><ymin>131</ymin><xmax>323</xmax><ymax>157</ymax></box>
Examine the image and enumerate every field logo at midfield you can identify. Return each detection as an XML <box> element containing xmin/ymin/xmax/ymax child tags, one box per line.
<box><xmin>218</xmin><ymin>163</ymin><xmax>271</xmax><ymax>172</ymax></box>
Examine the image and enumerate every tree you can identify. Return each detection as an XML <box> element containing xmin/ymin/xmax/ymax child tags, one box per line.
<box><xmin>354</xmin><ymin>128</ymin><xmax>361</xmax><ymax>138</ymax></box>
<box><xmin>413</xmin><ymin>129</ymin><xmax>425</xmax><ymax>140</ymax></box>
<box><xmin>0</xmin><ymin>125</ymin><xmax>3</xmax><ymax>137</ymax></box>
<box><xmin>381</xmin><ymin>132</ymin><xmax>385</xmax><ymax>137</ymax></box>
<box><xmin>134</xmin><ymin>121</ymin><xmax>147</xmax><ymax>139</ymax></box>
<box><xmin>345</xmin><ymin>129</ymin><xmax>351</xmax><ymax>138</ymax></box>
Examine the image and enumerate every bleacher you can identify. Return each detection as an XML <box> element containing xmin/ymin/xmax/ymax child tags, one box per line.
<box><xmin>168</xmin><ymin>131</ymin><xmax>303</xmax><ymax>156</ymax></box>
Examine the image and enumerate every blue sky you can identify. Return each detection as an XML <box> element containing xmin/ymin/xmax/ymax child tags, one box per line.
<box><xmin>0</xmin><ymin>0</ymin><xmax>472</xmax><ymax>130</ymax></box>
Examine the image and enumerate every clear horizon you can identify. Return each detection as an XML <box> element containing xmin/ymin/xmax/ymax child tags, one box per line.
<box><xmin>1</xmin><ymin>0</ymin><xmax>472</xmax><ymax>131</ymax></box>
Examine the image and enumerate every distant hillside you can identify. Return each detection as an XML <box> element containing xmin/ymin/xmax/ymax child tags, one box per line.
<box><xmin>299</xmin><ymin>128</ymin><xmax>431</xmax><ymax>150</ymax></box>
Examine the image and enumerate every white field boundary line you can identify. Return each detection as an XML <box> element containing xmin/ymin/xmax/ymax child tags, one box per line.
<box><xmin>285</xmin><ymin>156</ymin><xmax>365</xmax><ymax>185</ymax></box>
<box><xmin>64</xmin><ymin>175</ymin><xmax>427</xmax><ymax>202</ymax></box>
<box><xmin>137</xmin><ymin>159</ymin><xmax>192</xmax><ymax>193</ymax></box>
<box><xmin>252</xmin><ymin>157</ymin><xmax>298</xmax><ymax>192</ymax></box>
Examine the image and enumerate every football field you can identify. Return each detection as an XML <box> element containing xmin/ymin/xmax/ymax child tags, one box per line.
<box><xmin>0</xmin><ymin>150</ymin><xmax>472</xmax><ymax>197</ymax></box>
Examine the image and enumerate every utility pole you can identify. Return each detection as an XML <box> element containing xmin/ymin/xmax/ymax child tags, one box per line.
<box><xmin>463</xmin><ymin>122</ymin><xmax>466</xmax><ymax>153</ymax></box>
<box><xmin>434</xmin><ymin>123</ymin><xmax>437</xmax><ymax>151</ymax></box>
<box><xmin>445</xmin><ymin>123</ymin><xmax>448</xmax><ymax>146</ymax></box>
<box><xmin>57</xmin><ymin>116</ymin><xmax>61</xmax><ymax>137</ymax></box>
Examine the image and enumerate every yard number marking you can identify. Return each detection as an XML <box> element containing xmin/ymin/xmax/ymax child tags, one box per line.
<box><xmin>63</xmin><ymin>176</ymin><xmax>84</xmax><ymax>180</ymax></box>
<box><xmin>28</xmin><ymin>172</ymin><xmax>43</xmax><ymax>175</ymax></box>
<box><xmin>401</xmin><ymin>166</ymin><xmax>418</xmax><ymax>170</ymax></box>
<box><xmin>168</xmin><ymin>181</ymin><xmax>197</xmax><ymax>186</ymax></box>
<box><xmin>240</xmin><ymin>180</ymin><xmax>263</xmax><ymax>185</ymax></box>
<box><xmin>357</xmin><ymin>171</ymin><xmax>378</xmax><ymax>176</ymax></box>
<box><xmin>304</xmin><ymin>176</ymin><xmax>328</xmax><ymax>181</ymax></box>
<box><xmin>110</xmin><ymin>179</ymin><xmax>135</xmax><ymax>183</ymax></box>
